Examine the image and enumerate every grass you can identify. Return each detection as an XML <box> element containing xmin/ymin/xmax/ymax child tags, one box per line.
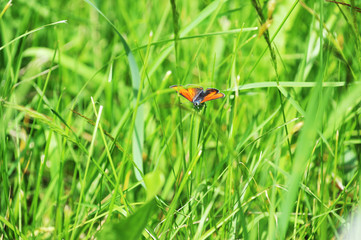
<box><xmin>1</xmin><ymin>0</ymin><xmax>361</xmax><ymax>239</ymax></box>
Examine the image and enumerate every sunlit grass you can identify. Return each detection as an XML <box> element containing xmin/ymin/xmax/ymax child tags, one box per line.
<box><xmin>1</xmin><ymin>0</ymin><xmax>361</xmax><ymax>239</ymax></box>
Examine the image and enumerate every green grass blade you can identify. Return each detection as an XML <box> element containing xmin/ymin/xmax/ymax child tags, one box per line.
<box><xmin>84</xmin><ymin>0</ymin><xmax>144</xmax><ymax>184</ymax></box>
<box><xmin>0</xmin><ymin>20</ymin><xmax>66</xmax><ymax>51</ymax></box>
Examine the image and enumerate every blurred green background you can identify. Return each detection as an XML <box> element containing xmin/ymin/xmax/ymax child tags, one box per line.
<box><xmin>1</xmin><ymin>0</ymin><xmax>361</xmax><ymax>239</ymax></box>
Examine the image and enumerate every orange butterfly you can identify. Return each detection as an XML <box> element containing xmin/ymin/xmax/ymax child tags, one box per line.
<box><xmin>170</xmin><ymin>85</ymin><xmax>225</xmax><ymax>107</ymax></box>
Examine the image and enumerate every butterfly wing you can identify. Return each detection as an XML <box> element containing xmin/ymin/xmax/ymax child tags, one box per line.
<box><xmin>170</xmin><ymin>85</ymin><xmax>203</xmax><ymax>102</ymax></box>
<box><xmin>200</xmin><ymin>88</ymin><xmax>225</xmax><ymax>103</ymax></box>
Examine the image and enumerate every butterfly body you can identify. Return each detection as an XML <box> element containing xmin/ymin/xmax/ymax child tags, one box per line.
<box><xmin>170</xmin><ymin>85</ymin><xmax>225</xmax><ymax>108</ymax></box>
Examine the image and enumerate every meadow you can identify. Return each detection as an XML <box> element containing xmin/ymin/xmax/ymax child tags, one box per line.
<box><xmin>1</xmin><ymin>0</ymin><xmax>361</xmax><ymax>239</ymax></box>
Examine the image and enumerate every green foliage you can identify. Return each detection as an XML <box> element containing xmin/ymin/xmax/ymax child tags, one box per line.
<box><xmin>97</xmin><ymin>199</ymin><xmax>158</xmax><ymax>240</ymax></box>
<box><xmin>1</xmin><ymin>0</ymin><xmax>361</xmax><ymax>239</ymax></box>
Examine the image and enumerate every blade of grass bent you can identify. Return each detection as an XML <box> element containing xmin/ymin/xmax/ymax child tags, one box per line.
<box><xmin>227</xmin><ymin>81</ymin><xmax>346</xmax><ymax>91</ymax></box>
<box><xmin>84</xmin><ymin>0</ymin><xmax>145</xmax><ymax>221</ymax></box>
<box><xmin>0</xmin><ymin>20</ymin><xmax>67</xmax><ymax>51</ymax></box>
<box><xmin>84</xmin><ymin>0</ymin><xmax>144</xmax><ymax>178</ymax></box>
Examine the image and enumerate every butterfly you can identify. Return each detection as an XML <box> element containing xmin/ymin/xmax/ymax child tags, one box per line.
<box><xmin>170</xmin><ymin>85</ymin><xmax>225</xmax><ymax>108</ymax></box>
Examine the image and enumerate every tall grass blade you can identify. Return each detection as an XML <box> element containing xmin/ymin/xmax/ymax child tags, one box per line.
<box><xmin>84</xmin><ymin>0</ymin><xmax>144</xmax><ymax>184</ymax></box>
